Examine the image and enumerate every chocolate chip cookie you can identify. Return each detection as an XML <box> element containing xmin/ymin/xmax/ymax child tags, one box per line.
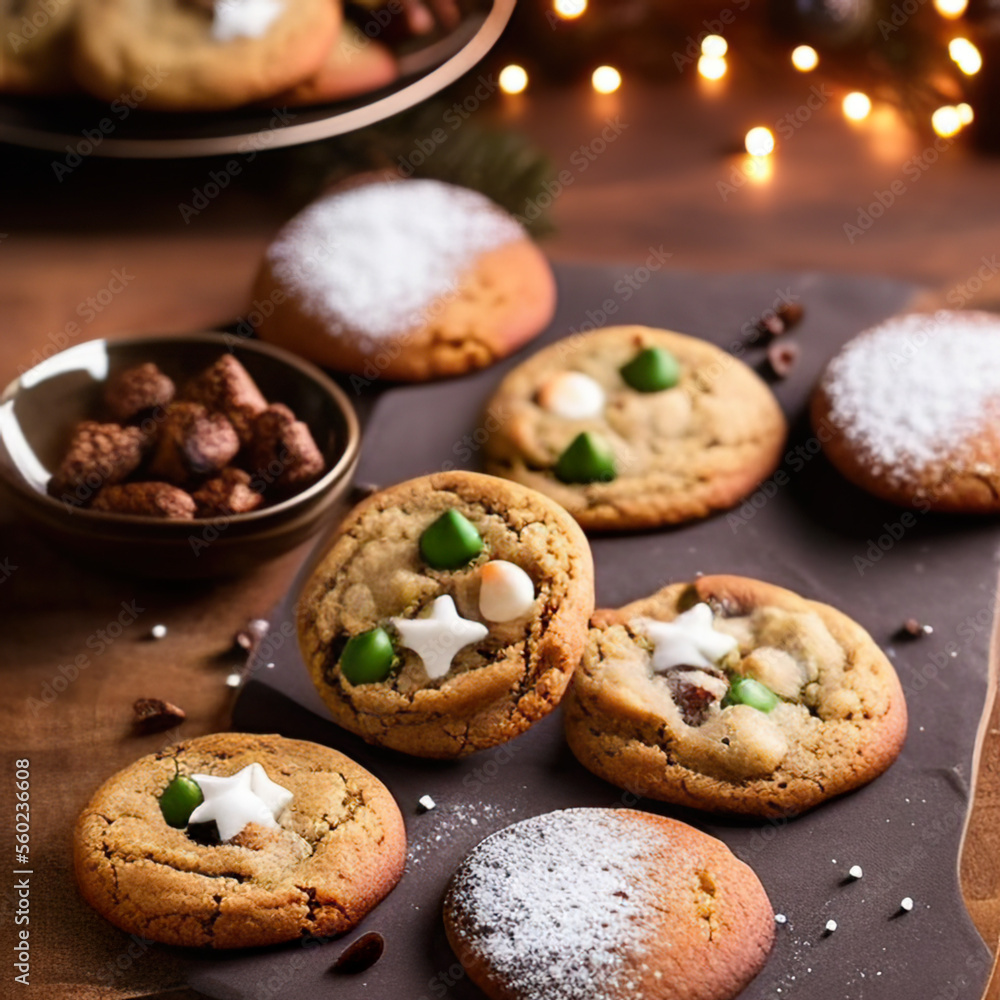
<box><xmin>483</xmin><ymin>325</ymin><xmax>787</xmax><ymax>531</ymax></box>
<box><xmin>74</xmin><ymin>733</ymin><xmax>406</xmax><ymax>948</ymax></box>
<box><xmin>812</xmin><ymin>310</ymin><xmax>1000</xmax><ymax>512</ymax></box>
<box><xmin>71</xmin><ymin>0</ymin><xmax>340</xmax><ymax>111</ymax></box>
<box><xmin>298</xmin><ymin>471</ymin><xmax>595</xmax><ymax>758</ymax></box>
<box><xmin>252</xmin><ymin>178</ymin><xmax>557</xmax><ymax>381</ymax></box>
<box><xmin>564</xmin><ymin>575</ymin><xmax>907</xmax><ymax>817</ymax></box>
<box><xmin>443</xmin><ymin>808</ymin><xmax>774</xmax><ymax>1000</ymax></box>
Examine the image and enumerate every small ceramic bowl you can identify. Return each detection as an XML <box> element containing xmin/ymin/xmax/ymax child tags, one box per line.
<box><xmin>0</xmin><ymin>333</ymin><xmax>361</xmax><ymax>578</ymax></box>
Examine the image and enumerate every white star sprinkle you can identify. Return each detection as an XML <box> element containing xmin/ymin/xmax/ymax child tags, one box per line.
<box><xmin>633</xmin><ymin>602</ymin><xmax>737</xmax><ymax>671</ymax></box>
<box><xmin>391</xmin><ymin>595</ymin><xmax>489</xmax><ymax>680</ymax></box>
<box><xmin>188</xmin><ymin>763</ymin><xmax>292</xmax><ymax>841</ymax></box>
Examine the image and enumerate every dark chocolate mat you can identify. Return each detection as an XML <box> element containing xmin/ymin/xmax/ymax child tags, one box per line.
<box><xmin>198</xmin><ymin>265</ymin><xmax>994</xmax><ymax>1000</ymax></box>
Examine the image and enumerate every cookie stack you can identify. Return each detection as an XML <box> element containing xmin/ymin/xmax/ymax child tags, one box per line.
<box><xmin>1</xmin><ymin>0</ymin><xmax>403</xmax><ymax>110</ymax></box>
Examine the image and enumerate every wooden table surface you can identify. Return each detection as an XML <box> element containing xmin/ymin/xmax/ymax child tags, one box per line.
<box><xmin>3</xmin><ymin>78</ymin><xmax>1000</xmax><ymax>999</ymax></box>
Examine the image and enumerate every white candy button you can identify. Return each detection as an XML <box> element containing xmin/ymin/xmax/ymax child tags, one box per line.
<box><xmin>479</xmin><ymin>561</ymin><xmax>536</xmax><ymax>622</ymax></box>
<box><xmin>537</xmin><ymin>372</ymin><xmax>606</xmax><ymax>419</ymax></box>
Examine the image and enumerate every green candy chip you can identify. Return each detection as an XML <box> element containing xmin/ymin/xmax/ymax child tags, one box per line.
<box><xmin>554</xmin><ymin>431</ymin><xmax>617</xmax><ymax>484</ymax></box>
<box><xmin>419</xmin><ymin>509</ymin><xmax>484</xmax><ymax>570</ymax></box>
<box><xmin>340</xmin><ymin>627</ymin><xmax>396</xmax><ymax>685</ymax></box>
<box><xmin>725</xmin><ymin>676</ymin><xmax>779</xmax><ymax>714</ymax></box>
<box><xmin>620</xmin><ymin>346</ymin><xmax>680</xmax><ymax>392</ymax></box>
<box><xmin>159</xmin><ymin>774</ymin><xmax>204</xmax><ymax>829</ymax></box>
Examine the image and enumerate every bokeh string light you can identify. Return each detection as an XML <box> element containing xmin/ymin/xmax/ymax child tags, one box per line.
<box><xmin>842</xmin><ymin>91</ymin><xmax>872</xmax><ymax>121</ymax></box>
<box><xmin>591</xmin><ymin>65</ymin><xmax>622</xmax><ymax>94</ymax></box>
<box><xmin>744</xmin><ymin>126</ymin><xmax>775</xmax><ymax>156</ymax></box>
<box><xmin>553</xmin><ymin>0</ymin><xmax>587</xmax><ymax>19</ymax></box>
<box><xmin>791</xmin><ymin>45</ymin><xmax>819</xmax><ymax>72</ymax></box>
<box><xmin>499</xmin><ymin>64</ymin><xmax>529</xmax><ymax>95</ymax></box>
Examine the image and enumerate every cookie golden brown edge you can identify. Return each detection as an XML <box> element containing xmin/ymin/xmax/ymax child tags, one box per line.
<box><xmin>564</xmin><ymin>575</ymin><xmax>907</xmax><ymax>817</ymax></box>
<box><xmin>298</xmin><ymin>471</ymin><xmax>595</xmax><ymax>758</ymax></box>
<box><xmin>444</xmin><ymin>807</ymin><xmax>775</xmax><ymax>1000</ymax></box>
<box><xmin>73</xmin><ymin>733</ymin><xmax>406</xmax><ymax>948</ymax></box>
<box><xmin>483</xmin><ymin>325</ymin><xmax>788</xmax><ymax>531</ymax></box>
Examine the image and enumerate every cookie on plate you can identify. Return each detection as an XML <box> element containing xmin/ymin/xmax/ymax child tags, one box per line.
<box><xmin>298</xmin><ymin>471</ymin><xmax>594</xmax><ymax>758</ymax></box>
<box><xmin>270</xmin><ymin>21</ymin><xmax>397</xmax><ymax>106</ymax></box>
<box><xmin>812</xmin><ymin>310</ymin><xmax>1000</xmax><ymax>512</ymax></box>
<box><xmin>0</xmin><ymin>0</ymin><xmax>77</xmax><ymax>93</ymax></box>
<box><xmin>74</xmin><ymin>733</ymin><xmax>406</xmax><ymax>948</ymax></box>
<box><xmin>71</xmin><ymin>0</ymin><xmax>340</xmax><ymax>111</ymax></box>
<box><xmin>252</xmin><ymin>178</ymin><xmax>557</xmax><ymax>381</ymax></box>
<box><xmin>483</xmin><ymin>325</ymin><xmax>787</xmax><ymax>531</ymax></box>
<box><xmin>444</xmin><ymin>808</ymin><xmax>774</xmax><ymax>1000</ymax></box>
<box><xmin>564</xmin><ymin>575</ymin><xmax>907</xmax><ymax>817</ymax></box>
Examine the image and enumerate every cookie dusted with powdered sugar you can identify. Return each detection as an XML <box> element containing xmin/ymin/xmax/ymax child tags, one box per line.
<box><xmin>443</xmin><ymin>808</ymin><xmax>774</xmax><ymax>1000</ymax></box>
<box><xmin>252</xmin><ymin>178</ymin><xmax>557</xmax><ymax>381</ymax></box>
<box><xmin>811</xmin><ymin>310</ymin><xmax>1000</xmax><ymax>512</ymax></box>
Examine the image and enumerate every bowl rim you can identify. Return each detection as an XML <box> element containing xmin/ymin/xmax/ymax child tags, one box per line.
<box><xmin>0</xmin><ymin>331</ymin><xmax>361</xmax><ymax>530</ymax></box>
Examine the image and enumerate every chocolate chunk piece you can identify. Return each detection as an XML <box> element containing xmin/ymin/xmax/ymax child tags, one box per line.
<box><xmin>92</xmin><ymin>482</ymin><xmax>196</xmax><ymax>519</ymax></box>
<box><xmin>331</xmin><ymin>932</ymin><xmax>385</xmax><ymax>974</ymax></box>
<box><xmin>148</xmin><ymin>402</ymin><xmax>240</xmax><ymax>484</ymax></box>
<box><xmin>132</xmin><ymin>698</ymin><xmax>186</xmax><ymax>732</ymax></box>
<box><xmin>248</xmin><ymin>403</ymin><xmax>325</xmax><ymax>493</ymax></box>
<box><xmin>666</xmin><ymin>666</ymin><xmax>728</xmax><ymax>726</ymax></box>
<box><xmin>50</xmin><ymin>421</ymin><xmax>147</xmax><ymax>504</ymax></box>
<box><xmin>192</xmin><ymin>467</ymin><xmax>264</xmax><ymax>517</ymax></box>
<box><xmin>182</xmin><ymin>355</ymin><xmax>267</xmax><ymax>444</ymax></box>
<box><xmin>104</xmin><ymin>363</ymin><xmax>175</xmax><ymax>422</ymax></box>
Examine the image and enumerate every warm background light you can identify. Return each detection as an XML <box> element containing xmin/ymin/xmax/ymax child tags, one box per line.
<box><xmin>701</xmin><ymin>34</ymin><xmax>728</xmax><ymax>58</ymax></box>
<box><xmin>842</xmin><ymin>91</ymin><xmax>872</xmax><ymax>121</ymax></box>
<box><xmin>949</xmin><ymin>37</ymin><xmax>982</xmax><ymax>74</ymax></box>
<box><xmin>553</xmin><ymin>0</ymin><xmax>587</xmax><ymax>19</ymax></box>
<box><xmin>791</xmin><ymin>45</ymin><xmax>819</xmax><ymax>71</ymax></box>
<box><xmin>698</xmin><ymin>55</ymin><xmax>727</xmax><ymax>80</ymax></box>
<box><xmin>932</xmin><ymin>105</ymin><xmax>963</xmax><ymax>137</ymax></box>
<box><xmin>745</xmin><ymin>126</ymin><xmax>775</xmax><ymax>156</ymax></box>
<box><xmin>934</xmin><ymin>0</ymin><xmax>968</xmax><ymax>17</ymax></box>
<box><xmin>498</xmin><ymin>64</ymin><xmax>528</xmax><ymax>95</ymax></box>
<box><xmin>958</xmin><ymin>101</ymin><xmax>974</xmax><ymax>124</ymax></box>
<box><xmin>591</xmin><ymin>65</ymin><xmax>622</xmax><ymax>94</ymax></box>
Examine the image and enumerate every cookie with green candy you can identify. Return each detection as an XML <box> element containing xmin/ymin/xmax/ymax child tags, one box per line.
<box><xmin>298</xmin><ymin>471</ymin><xmax>595</xmax><ymax>758</ymax></box>
<box><xmin>484</xmin><ymin>325</ymin><xmax>787</xmax><ymax>531</ymax></box>
<box><xmin>564</xmin><ymin>575</ymin><xmax>907</xmax><ymax>817</ymax></box>
<box><xmin>74</xmin><ymin>733</ymin><xmax>406</xmax><ymax>948</ymax></box>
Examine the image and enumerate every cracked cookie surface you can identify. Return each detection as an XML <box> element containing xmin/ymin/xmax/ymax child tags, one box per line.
<box><xmin>443</xmin><ymin>808</ymin><xmax>774</xmax><ymax>1000</ymax></box>
<box><xmin>298</xmin><ymin>471</ymin><xmax>595</xmax><ymax>758</ymax></box>
<box><xmin>483</xmin><ymin>325</ymin><xmax>787</xmax><ymax>530</ymax></box>
<box><xmin>73</xmin><ymin>733</ymin><xmax>406</xmax><ymax>948</ymax></box>
<box><xmin>564</xmin><ymin>576</ymin><xmax>907</xmax><ymax>817</ymax></box>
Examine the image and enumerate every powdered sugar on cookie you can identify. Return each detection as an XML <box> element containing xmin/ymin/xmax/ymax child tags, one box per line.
<box><xmin>212</xmin><ymin>0</ymin><xmax>284</xmax><ymax>42</ymax></box>
<box><xmin>822</xmin><ymin>311</ymin><xmax>1000</xmax><ymax>482</ymax></box>
<box><xmin>266</xmin><ymin>179</ymin><xmax>524</xmax><ymax>344</ymax></box>
<box><xmin>445</xmin><ymin>809</ymin><xmax>648</xmax><ymax>1000</ymax></box>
